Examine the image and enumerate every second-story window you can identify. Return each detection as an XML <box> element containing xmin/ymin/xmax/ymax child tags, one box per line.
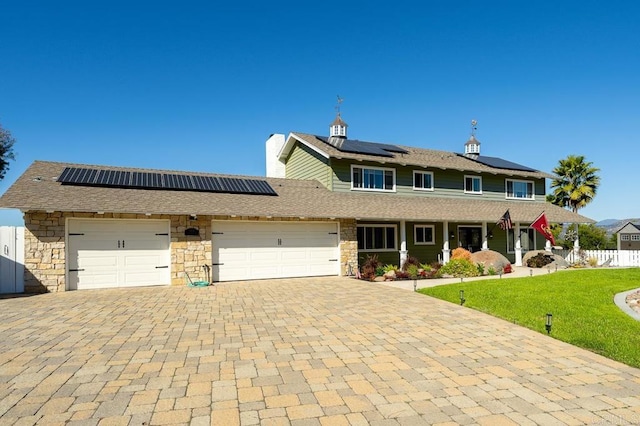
<box><xmin>464</xmin><ymin>175</ymin><xmax>482</xmax><ymax>194</ymax></box>
<box><xmin>506</xmin><ymin>179</ymin><xmax>535</xmax><ymax>200</ymax></box>
<box><xmin>413</xmin><ymin>171</ymin><xmax>434</xmax><ymax>191</ymax></box>
<box><xmin>351</xmin><ymin>166</ymin><xmax>395</xmax><ymax>192</ymax></box>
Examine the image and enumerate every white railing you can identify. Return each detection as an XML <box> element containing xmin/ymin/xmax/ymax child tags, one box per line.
<box><xmin>554</xmin><ymin>249</ymin><xmax>640</xmax><ymax>267</ymax></box>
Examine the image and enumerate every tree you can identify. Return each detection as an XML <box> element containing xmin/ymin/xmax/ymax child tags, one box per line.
<box><xmin>0</xmin><ymin>122</ymin><xmax>16</xmax><ymax>181</ymax></box>
<box><xmin>576</xmin><ymin>224</ymin><xmax>610</xmax><ymax>250</ymax></box>
<box><xmin>549</xmin><ymin>155</ymin><xmax>600</xmax><ymax>213</ymax></box>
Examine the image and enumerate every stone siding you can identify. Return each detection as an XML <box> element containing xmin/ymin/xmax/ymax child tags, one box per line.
<box><xmin>23</xmin><ymin>211</ymin><xmax>353</xmax><ymax>292</ymax></box>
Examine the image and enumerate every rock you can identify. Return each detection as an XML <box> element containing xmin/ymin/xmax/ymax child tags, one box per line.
<box><xmin>383</xmin><ymin>270</ymin><xmax>397</xmax><ymax>280</ymax></box>
<box><xmin>373</xmin><ymin>276</ymin><xmax>386</xmax><ymax>282</ymax></box>
<box><xmin>522</xmin><ymin>250</ymin><xmax>569</xmax><ymax>269</ymax></box>
<box><xmin>470</xmin><ymin>250</ymin><xmax>510</xmax><ymax>273</ymax></box>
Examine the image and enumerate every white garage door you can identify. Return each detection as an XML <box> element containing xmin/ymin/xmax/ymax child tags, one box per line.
<box><xmin>212</xmin><ymin>221</ymin><xmax>339</xmax><ymax>281</ymax></box>
<box><xmin>68</xmin><ymin>219</ymin><xmax>170</xmax><ymax>290</ymax></box>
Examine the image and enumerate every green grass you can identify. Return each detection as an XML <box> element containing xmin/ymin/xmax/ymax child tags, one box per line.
<box><xmin>419</xmin><ymin>268</ymin><xmax>640</xmax><ymax>368</ymax></box>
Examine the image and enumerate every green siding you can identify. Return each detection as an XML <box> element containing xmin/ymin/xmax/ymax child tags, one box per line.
<box><xmin>330</xmin><ymin>159</ymin><xmax>547</xmax><ymax>202</ymax></box>
<box><xmin>406</xmin><ymin>222</ymin><xmax>445</xmax><ymax>264</ymax></box>
<box><xmin>285</xmin><ymin>143</ymin><xmax>331</xmax><ymax>188</ymax></box>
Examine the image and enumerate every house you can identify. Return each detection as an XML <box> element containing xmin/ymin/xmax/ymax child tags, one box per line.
<box><xmin>616</xmin><ymin>222</ymin><xmax>640</xmax><ymax>250</ymax></box>
<box><xmin>0</xmin><ymin>114</ymin><xmax>592</xmax><ymax>293</ymax></box>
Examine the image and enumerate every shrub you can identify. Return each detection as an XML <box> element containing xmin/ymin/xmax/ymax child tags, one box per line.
<box><xmin>396</xmin><ymin>270</ymin><xmax>410</xmax><ymax>279</ymax></box>
<box><xmin>419</xmin><ymin>262</ymin><xmax>432</xmax><ymax>272</ymax></box>
<box><xmin>503</xmin><ymin>263</ymin><xmax>512</xmax><ymax>274</ymax></box>
<box><xmin>406</xmin><ymin>264</ymin><xmax>420</xmax><ymax>280</ymax></box>
<box><xmin>402</xmin><ymin>255</ymin><xmax>421</xmax><ymax>271</ymax></box>
<box><xmin>487</xmin><ymin>266</ymin><xmax>497</xmax><ymax>276</ymax></box>
<box><xmin>526</xmin><ymin>253</ymin><xmax>554</xmax><ymax>268</ymax></box>
<box><xmin>476</xmin><ymin>263</ymin><xmax>485</xmax><ymax>276</ymax></box>
<box><xmin>361</xmin><ymin>254</ymin><xmax>380</xmax><ymax>280</ymax></box>
<box><xmin>451</xmin><ymin>247</ymin><xmax>472</xmax><ymax>261</ymax></box>
<box><xmin>439</xmin><ymin>258</ymin><xmax>479</xmax><ymax>278</ymax></box>
<box><xmin>375</xmin><ymin>266</ymin><xmax>385</xmax><ymax>276</ymax></box>
<box><xmin>382</xmin><ymin>264</ymin><xmax>399</xmax><ymax>273</ymax></box>
<box><xmin>588</xmin><ymin>257</ymin><xmax>599</xmax><ymax>267</ymax></box>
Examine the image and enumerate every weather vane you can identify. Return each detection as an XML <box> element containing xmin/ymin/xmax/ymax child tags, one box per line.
<box><xmin>335</xmin><ymin>95</ymin><xmax>343</xmax><ymax>114</ymax></box>
<box><xmin>470</xmin><ymin>119</ymin><xmax>478</xmax><ymax>136</ymax></box>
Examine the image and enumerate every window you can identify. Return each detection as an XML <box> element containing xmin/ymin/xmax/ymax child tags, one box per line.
<box><xmin>464</xmin><ymin>175</ymin><xmax>482</xmax><ymax>194</ymax></box>
<box><xmin>351</xmin><ymin>166</ymin><xmax>395</xmax><ymax>192</ymax></box>
<box><xmin>632</xmin><ymin>235</ymin><xmax>640</xmax><ymax>241</ymax></box>
<box><xmin>621</xmin><ymin>235</ymin><xmax>630</xmax><ymax>241</ymax></box>
<box><xmin>506</xmin><ymin>179</ymin><xmax>535</xmax><ymax>200</ymax></box>
<box><xmin>414</xmin><ymin>225</ymin><xmax>435</xmax><ymax>245</ymax></box>
<box><xmin>413</xmin><ymin>171</ymin><xmax>434</xmax><ymax>191</ymax></box>
<box><xmin>357</xmin><ymin>225</ymin><xmax>396</xmax><ymax>251</ymax></box>
<box><xmin>507</xmin><ymin>228</ymin><xmax>537</xmax><ymax>253</ymax></box>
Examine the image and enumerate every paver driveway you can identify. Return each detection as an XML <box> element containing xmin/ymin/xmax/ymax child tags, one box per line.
<box><xmin>1</xmin><ymin>277</ymin><xmax>640</xmax><ymax>425</ymax></box>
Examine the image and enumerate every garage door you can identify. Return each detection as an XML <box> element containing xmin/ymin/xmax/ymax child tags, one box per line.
<box><xmin>212</xmin><ymin>221</ymin><xmax>339</xmax><ymax>281</ymax></box>
<box><xmin>68</xmin><ymin>219</ymin><xmax>170</xmax><ymax>290</ymax></box>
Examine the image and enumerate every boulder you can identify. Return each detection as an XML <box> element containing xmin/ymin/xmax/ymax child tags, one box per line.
<box><xmin>522</xmin><ymin>250</ymin><xmax>570</xmax><ymax>269</ymax></box>
<box><xmin>470</xmin><ymin>250</ymin><xmax>511</xmax><ymax>273</ymax></box>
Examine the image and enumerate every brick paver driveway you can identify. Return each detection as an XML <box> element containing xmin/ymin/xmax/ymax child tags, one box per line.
<box><xmin>1</xmin><ymin>277</ymin><xmax>640</xmax><ymax>425</ymax></box>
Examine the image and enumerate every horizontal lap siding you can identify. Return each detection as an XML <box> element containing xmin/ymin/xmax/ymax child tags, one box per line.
<box><xmin>285</xmin><ymin>144</ymin><xmax>331</xmax><ymax>189</ymax></box>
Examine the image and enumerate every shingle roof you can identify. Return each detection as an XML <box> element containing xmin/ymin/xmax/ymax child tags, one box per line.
<box><xmin>289</xmin><ymin>132</ymin><xmax>555</xmax><ymax>179</ymax></box>
<box><xmin>0</xmin><ymin>161</ymin><xmax>593</xmax><ymax>224</ymax></box>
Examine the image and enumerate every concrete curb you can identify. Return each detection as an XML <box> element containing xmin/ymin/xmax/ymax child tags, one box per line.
<box><xmin>614</xmin><ymin>288</ymin><xmax>640</xmax><ymax>321</ymax></box>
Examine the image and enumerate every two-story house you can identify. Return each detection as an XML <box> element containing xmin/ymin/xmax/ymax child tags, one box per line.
<box><xmin>0</xmin><ymin>114</ymin><xmax>592</xmax><ymax>292</ymax></box>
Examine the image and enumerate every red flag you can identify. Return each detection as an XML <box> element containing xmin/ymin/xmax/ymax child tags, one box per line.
<box><xmin>530</xmin><ymin>212</ymin><xmax>556</xmax><ymax>246</ymax></box>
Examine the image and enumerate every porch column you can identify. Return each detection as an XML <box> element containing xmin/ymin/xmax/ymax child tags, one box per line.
<box><xmin>573</xmin><ymin>232</ymin><xmax>580</xmax><ymax>256</ymax></box>
<box><xmin>514</xmin><ymin>223</ymin><xmax>523</xmax><ymax>266</ymax></box>
<box><xmin>399</xmin><ymin>220</ymin><xmax>408</xmax><ymax>266</ymax></box>
<box><xmin>442</xmin><ymin>221</ymin><xmax>450</xmax><ymax>263</ymax></box>
<box><xmin>482</xmin><ymin>221</ymin><xmax>489</xmax><ymax>251</ymax></box>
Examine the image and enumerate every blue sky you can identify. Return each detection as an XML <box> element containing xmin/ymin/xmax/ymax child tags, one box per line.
<box><xmin>1</xmin><ymin>1</ymin><xmax>638</xmax><ymax>226</ymax></box>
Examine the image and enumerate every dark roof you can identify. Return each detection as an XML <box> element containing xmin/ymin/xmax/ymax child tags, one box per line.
<box><xmin>467</xmin><ymin>155</ymin><xmax>539</xmax><ymax>173</ymax></box>
<box><xmin>0</xmin><ymin>161</ymin><xmax>593</xmax><ymax>224</ymax></box>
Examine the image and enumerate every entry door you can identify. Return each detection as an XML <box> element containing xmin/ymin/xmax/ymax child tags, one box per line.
<box><xmin>458</xmin><ymin>226</ymin><xmax>482</xmax><ymax>252</ymax></box>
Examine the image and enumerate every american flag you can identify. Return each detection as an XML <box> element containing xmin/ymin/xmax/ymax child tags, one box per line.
<box><xmin>497</xmin><ymin>210</ymin><xmax>513</xmax><ymax>230</ymax></box>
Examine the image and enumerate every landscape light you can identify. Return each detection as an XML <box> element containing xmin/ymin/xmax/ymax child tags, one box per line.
<box><xmin>459</xmin><ymin>290</ymin><xmax>466</xmax><ymax>306</ymax></box>
<box><xmin>545</xmin><ymin>313</ymin><xmax>553</xmax><ymax>334</ymax></box>
<box><xmin>413</xmin><ymin>280</ymin><xmax>417</xmax><ymax>292</ymax></box>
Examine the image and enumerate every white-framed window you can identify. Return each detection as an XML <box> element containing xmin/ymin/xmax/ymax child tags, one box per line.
<box><xmin>414</xmin><ymin>225</ymin><xmax>435</xmax><ymax>245</ymax></box>
<box><xmin>507</xmin><ymin>228</ymin><xmax>537</xmax><ymax>253</ymax></box>
<box><xmin>632</xmin><ymin>235</ymin><xmax>640</xmax><ymax>241</ymax></box>
<box><xmin>506</xmin><ymin>179</ymin><xmax>535</xmax><ymax>200</ymax></box>
<box><xmin>413</xmin><ymin>171</ymin><xmax>434</xmax><ymax>191</ymax></box>
<box><xmin>351</xmin><ymin>165</ymin><xmax>395</xmax><ymax>192</ymax></box>
<box><xmin>621</xmin><ymin>235</ymin><xmax>630</xmax><ymax>241</ymax></box>
<box><xmin>464</xmin><ymin>175</ymin><xmax>482</xmax><ymax>194</ymax></box>
<box><xmin>357</xmin><ymin>224</ymin><xmax>397</xmax><ymax>251</ymax></box>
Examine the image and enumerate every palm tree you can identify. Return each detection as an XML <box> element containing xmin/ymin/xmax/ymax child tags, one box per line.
<box><xmin>549</xmin><ymin>155</ymin><xmax>600</xmax><ymax>213</ymax></box>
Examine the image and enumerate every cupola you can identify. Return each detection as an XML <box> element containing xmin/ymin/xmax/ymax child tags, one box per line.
<box><xmin>464</xmin><ymin>119</ymin><xmax>480</xmax><ymax>157</ymax></box>
<box><xmin>329</xmin><ymin>95</ymin><xmax>348</xmax><ymax>138</ymax></box>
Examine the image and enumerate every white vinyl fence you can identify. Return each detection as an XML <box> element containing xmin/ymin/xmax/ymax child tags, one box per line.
<box><xmin>555</xmin><ymin>249</ymin><xmax>640</xmax><ymax>267</ymax></box>
<box><xmin>0</xmin><ymin>226</ymin><xmax>25</xmax><ymax>294</ymax></box>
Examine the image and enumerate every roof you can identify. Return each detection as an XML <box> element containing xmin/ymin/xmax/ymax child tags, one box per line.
<box><xmin>0</xmin><ymin>161</ymin><xmax>593</xmax><ymax>224</ymax></box>
<box><xmin>616</xmin><ymin>222</ymin><xmax>640</xmax><ymax>233</ymax></box>
<box><xmin>282</xmin><ymin>132</ymin><xmax>555</xmax><ymax>179</ymax></box>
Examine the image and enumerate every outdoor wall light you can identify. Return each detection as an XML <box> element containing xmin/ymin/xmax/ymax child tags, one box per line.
<box><xmin>450</xmin><ymin>231</ymin><xmax>455</xmax><ymax>239</ymax></box>
<box><xmin>459</xmin><ymin>289</ymin><xmax>466</xmax><ymax>305</ymax></box>
<box><xmin>545</xmin><ymin>313</ymin><xmax>553</xmax><ymax>334</ymax></box>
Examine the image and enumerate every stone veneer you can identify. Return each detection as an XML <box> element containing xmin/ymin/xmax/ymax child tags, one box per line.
<box><xmin>23</xmin><ymin>211</ymin><xmax>358</xmax><ymax>292</ymax></box>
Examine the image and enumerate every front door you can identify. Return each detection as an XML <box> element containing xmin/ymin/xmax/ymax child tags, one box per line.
<box><xmin>458</xmin><ymin>226</ymin><xmax>482</xmax><ymax>252</ymax></box>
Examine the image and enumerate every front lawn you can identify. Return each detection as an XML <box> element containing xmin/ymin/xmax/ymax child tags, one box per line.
<box><xmin>419</xmin><ymin>268</ymin><xmax>640</xmax><ymax>368</ymax></box>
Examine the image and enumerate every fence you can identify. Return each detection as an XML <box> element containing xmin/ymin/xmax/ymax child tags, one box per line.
<box><xmin>554</xmin><ymin>249</ymin><xmax>640</xmax><ymax>267</ymax></box>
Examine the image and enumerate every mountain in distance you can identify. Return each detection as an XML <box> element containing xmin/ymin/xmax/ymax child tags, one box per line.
<box><xmin>596</xmin><ymin>218</ymin><xmax>640</xmax><ymax>235</ymax></box>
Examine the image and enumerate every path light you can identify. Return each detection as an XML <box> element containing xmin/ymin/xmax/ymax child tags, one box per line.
<box><xmin>413</xmin><ymin>280</ymin><xmax>417</xmax><ymax>292</ymax></box>
<box><xmin>530</xmin><ymin>269</ymin><xmax>533</xmax><ymax>277</ymax></box>
<box><xmin>459</xmin><ymin>290</ymin><xmax>466</xmax><ymax>305</ymax></box>
<box><xmin>547</xmin><ymin>266</ymin><xmax>550</xmax><ymax>274</ymax></box>
<box><xmin>545</xmin><ymin>313</ymin><xmax>553</xmax><ymax>334</ymax></box>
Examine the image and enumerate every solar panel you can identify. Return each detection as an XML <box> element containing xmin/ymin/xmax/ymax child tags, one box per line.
<box><xmin>316</xmin><ymin>136</ymin><xmax>409</xmax><ymax>157</ymax></box>
<box><xmin>57</xmin><ymin>167</ymin><xmax>277</xmax><ymax>196</ymax></box>
<box><xmin>470</xmin><ymin>155</ymin><xmax>539</xmax><ymax>172</ymax></box>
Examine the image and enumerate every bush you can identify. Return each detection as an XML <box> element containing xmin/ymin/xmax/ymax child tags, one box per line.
<box><xmin>406</xmin><ymin>264</ymin><xmax>420</xmax><ymax>280</ymax></box>
<box><xmin>375</xmin><ymin>266</ymin><xmax>385</xmax><ymax>276</ymax></box>
<box><xmin>361</xmin><ymin>254</ymin><xmax>380</xmax><ymax>280</ymax></box>
<box><xmin>526</xmin><ymin>253</ymin><xmax>554</xmax><ymax>268</ymax></box>
<box><xmin>503</xmin><ymin>263</ymin><xmax>512</xmax><ymax>274</ymax></box>
<box><xmin>487</xmin><ymin>266</ymin><xmax>497</xmax><ymax>275</ymax></box>
<box><xmin>451</xmin><ymin>247</ymin><xmax>472</xmax><ymax>261</ymax></box>
<box><xmin>382</xmin><ymin>264</ymin><xmax>398</xmax><ymax>273</ymax></box>
<box><xmin>439</xmin><ymin>258</ymin><xmax>479</xmax><ymax>278</ymax></box>
<box><xmin>402</xmin><ymin>255</ymin><xmax>421</xmax><ymax>271</ymax></box>
<box><xmin>476</xmin><ymin>263</ymin><xmax>485</xmax><ymax>276</ymax></box>
<box><xmin>588</xmin><ymin>257</ymin><xmax>599</xmax><ymax>267</ymax></box>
